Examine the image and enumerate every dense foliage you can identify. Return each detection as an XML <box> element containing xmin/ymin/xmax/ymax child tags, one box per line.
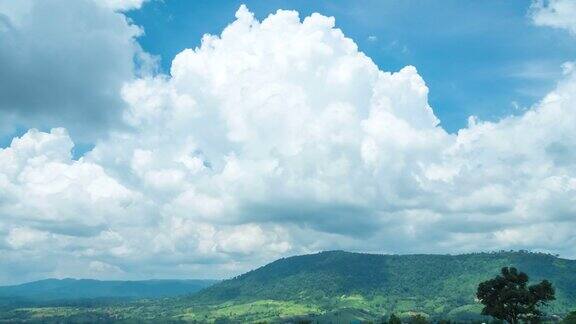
<box><xmin>193</xmin><ymin>251</ymin><xmax>575</xmax><ymax>314</ymax></box>
<box><xmin>476</xmin><ymin>267</ymin><xmax>555</xmax><ymax>323</ymax></box>
<box><xmin>564</xmin><ymin>311</ymin><xmax>576</xmax><ymax>324</ymax></box>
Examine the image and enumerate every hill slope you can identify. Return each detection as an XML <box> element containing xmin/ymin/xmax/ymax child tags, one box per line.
<box><xmin>192</xmin><ymin>251</ymin><xmax>576</xmax><ymax>318</ymax></box>
<box><xmin>1</xmin><ymin>252</ymin><xmax>574</xmax><ymax>322</ymax></box>
<box><xmin>0</xmin><ymin>278</ymin><xmax>217</xmax><ymax>304</ymax></box>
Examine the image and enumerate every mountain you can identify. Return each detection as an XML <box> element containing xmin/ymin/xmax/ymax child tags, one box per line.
<box><xmin>1</xmin><ymin>251</ymin><xmax>575</xmax><ymax>323</ymax></box>
<box><xmin>0</xmin><ymin>278</ymin><xmax>217</xmax><ymax>304</ymax></box>
<box><xmin>191</xmin><ymin>251</ymin><xmax>576</xmax><ymax>320</ymax></box>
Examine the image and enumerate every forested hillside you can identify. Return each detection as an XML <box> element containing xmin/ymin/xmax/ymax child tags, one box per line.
<box><xmin>1</xmin><ymin>251</ymin><xmax>575</xmax><ymax>322</ymax></box>
<box><xmin>192</xmin><ymin>251</ymin><xmax>576</xmax><ymax>318</ymax></box>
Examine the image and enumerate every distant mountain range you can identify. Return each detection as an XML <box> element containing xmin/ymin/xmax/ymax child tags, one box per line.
<box><xmin>0</xmin><ymin>278</ymin><xmax>217</xmax><ymax>305</ymax></box>
<box><xmin>1</xmin><ymin>251</ymin><xmax>575</xmax><ymax>322</ymax></box>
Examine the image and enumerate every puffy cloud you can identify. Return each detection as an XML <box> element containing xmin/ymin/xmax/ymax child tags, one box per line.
<box><xmin>88</xmin><ymin>260</ymin><xmax>125</xmax><ymax>276</ymax></box>
<box><xmin>2</xmin><ymin>5</ymin><xmax>576</xmax><ymax>283</ymax></box>
<box><xmin>98</xmin><ymin>0</ymin><xmax>148</xmax><ymax>11</ymax></box>
<box><xmin>0</xmin><ymin>128</ymin><xmax>142</xmax><ymax>231</ymax></box>
<box><xmin>0</xmin><ymin>0</ymin><xmax>149</xmax><ymax>141</ymax></box>
<box><xmin>530</xmin><ymin>0</ymin><xmax>576</xmax><ymax>35</ymax></box>
<box><xmin>6</xmin><ymin>227</ymin><xmax>50</xmax><ymax>249</ymax></box>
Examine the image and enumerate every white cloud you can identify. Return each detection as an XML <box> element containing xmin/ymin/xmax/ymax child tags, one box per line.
<box><xmin>0</xmin><ymin>129</ymin><xmax>143</xmax><ymax>229</ymax></box>
<box><xmin>6</xmin><ymin>227</ymin><xmax>49</xmax><ymax>249</ymax></box>
<box><xmin>98</xmin><ymin>0</ymin><xmax>148</xmax><ymax>11</ymax></box>
<box><xmin>88</xmin><ymin>260</ymin><xmax>125</xmax><ymax>275</ymax></box>
<box><xmin>530</xmin><ymin>0</ymin><xmax>576</xmax><ymax>35</ymax></box>
<box><xmin>2</xmin><ymin>4</ymin><xmax>576</xmax><ymax>283</ymax></box>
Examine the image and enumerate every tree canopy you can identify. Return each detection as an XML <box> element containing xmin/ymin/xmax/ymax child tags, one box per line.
<box><xmin>388</xmin><ymin>313</ymin><xmax>402</xmax><ymax>324</ymax></box>
<box><xmin>476</xmin><ymin>267</ymin><xmax>555</xmax><ymax>324</ymax></box>
<box><xmin>563</xmin><ymin>311</ymin><xmax>576</xmax><ymax>324</ymax></box>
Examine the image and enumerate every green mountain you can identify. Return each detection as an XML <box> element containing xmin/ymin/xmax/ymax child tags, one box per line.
<box><xmin>1</xmin><ymin>251</ymin><xmax>575</xmax><ymax>323</ymax></box>
<box><xmin>191</xmin><ymin>250</ymin><xmax>576</xmax><ymax>320</ymax></box>
<box><xmin>0</xmin><ymin>278</ymin><xmax>217</xmax><ymax>304</ymax></box>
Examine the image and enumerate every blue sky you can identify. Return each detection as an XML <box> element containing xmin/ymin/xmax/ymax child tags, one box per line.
<box><xmin>128</xmin><ymin>0</ymin><xmax>576</xmax><ymax>132</ymax></box>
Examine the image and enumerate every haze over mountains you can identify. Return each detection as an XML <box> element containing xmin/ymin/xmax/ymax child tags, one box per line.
<box><xmin>0</xmin><ymin>279</ymin><xmax>216</xmax><ymax>305</ymax></box>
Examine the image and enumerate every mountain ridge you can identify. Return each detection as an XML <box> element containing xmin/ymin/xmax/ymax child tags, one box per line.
<box><xmin>0</xmin><ymin>278</ymin><xmax>217</xmax><ymax>303</ymax></box>
<box><xmin>1</xmin><ymin>251</ymin><xmax>575</xmax><ymax>322</ymax></box>
<box><xmin>190</xmin><ymin>250</ymin><xmax>576</xmax><ymax>318</ymax></box>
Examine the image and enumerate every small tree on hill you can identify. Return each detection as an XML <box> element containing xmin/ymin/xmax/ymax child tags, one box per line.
<box><xmin>388</xmin><ymin>313</ymin><xmax>402</xmax><ymax>324</ymax></box>
<box><xmin>564</xmin><ymin>311</ymin><xmax>576</xmax><ymax>324</ymax></box>
<box><xmin>476</xmin><ymin>267</ymin><xmax>555</xmax><ymax>324</ymax></box>
<box><xmin>409</xmin><ymin>314</ymin><xmax>428</xmax><ymax>324</ymax></box>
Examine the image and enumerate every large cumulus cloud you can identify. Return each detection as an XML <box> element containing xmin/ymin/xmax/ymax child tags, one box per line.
<box><xmin>1</xmin><ymin>3</ymin><xmax>576</xmax><ymax>283</ymax></box>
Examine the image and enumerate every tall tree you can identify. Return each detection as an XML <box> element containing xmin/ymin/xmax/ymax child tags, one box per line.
<box><xmin>476</xmin><ymin>267</ymin><xmax>555</xmax><ymax>324</ymax></box>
